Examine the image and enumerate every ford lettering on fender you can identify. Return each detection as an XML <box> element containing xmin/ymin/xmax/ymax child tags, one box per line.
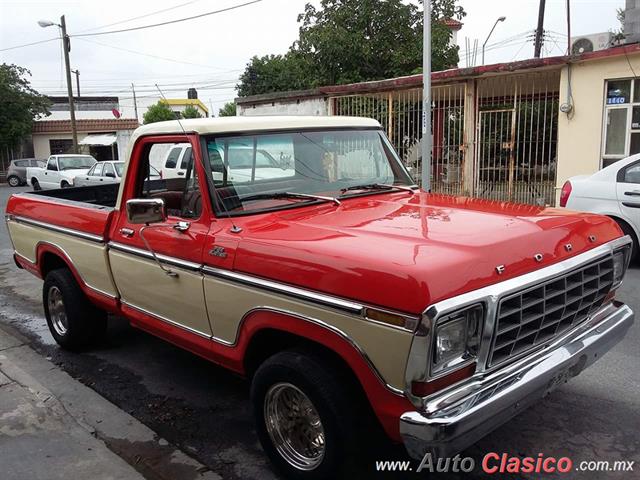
<box><xmin>5</xmin><ymin>117</ymin><xmax>634</xmax><ymax>479</ymax></box>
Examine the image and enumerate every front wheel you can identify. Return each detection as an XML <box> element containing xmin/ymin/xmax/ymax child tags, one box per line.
<box><xmin>251</xmin><ymin>351</ymin><xmax>364</xmax><ymax>479</ymax></box>
<box><xmin>60</xmin><ymin>181</ymin><xmax>70</xmax><ymax>189</ymax></box>
<box><xmin>7</xmin><ymin>176</ymin><xmax>20</xmax><ymax>187</ymax></box>
<box><xmin>43</xmin><ymin>268</ymin><xmax>107</xmax><ymax>350</ymax></box>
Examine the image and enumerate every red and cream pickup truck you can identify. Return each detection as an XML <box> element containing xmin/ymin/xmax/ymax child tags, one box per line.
<box><xmin>5</xmin><ymin>116</ymin><xmax>634</xmax><ymax>478</ymax></box>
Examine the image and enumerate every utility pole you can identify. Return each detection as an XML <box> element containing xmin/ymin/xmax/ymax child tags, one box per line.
<box><xmin>534</xmin><ymin>0</ymin><xmax>547</xmax><ymax>58</ymax></box>
<box><xmin>71</xmin><ymin>69</ymin><xmax>80</xmax><ymax>97</ymax></box>
<box><xmin>60</xmin><ymin>16</ymin><xmax>78</xmax><ymax>153</ymax></box>
<box><xmin>421</xmin><ymin>0</ymin><xmax>432</xmax><ymax>192</ymax></box>
<box><xmin>566</xmin><ymin>0</ymin><xmax>572</xmax><ymax>54</ymax></box>
<box><xmin>131</xmin><ymin>83</ymin><xmax>139</xmax><ymax>121</ymax></box>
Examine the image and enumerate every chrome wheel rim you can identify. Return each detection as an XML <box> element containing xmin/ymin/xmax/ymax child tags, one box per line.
<box><xmin>48</xmin><ymin>286</ymin><xmax>68</xmax><ymax>336</ymax></box>
<box><xmin>264</xmin><ymin>382</ymin><xmax>325</xmax><ymax>471</ymax></box>
<box><xmin>8</xmin><ymin>177</ymin><xmax>19</xmax><ymax>186</ymax></box>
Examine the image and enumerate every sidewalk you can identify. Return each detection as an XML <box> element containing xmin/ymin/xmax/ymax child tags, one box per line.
<box><xmin>0</xmin><ymin>323</ymin><xmax>220</xmax><ymax>480</ymax></box>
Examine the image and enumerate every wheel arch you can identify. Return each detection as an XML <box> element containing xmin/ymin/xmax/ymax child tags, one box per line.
<box><xmin>237</xmin><ymin>308</ymin><xmax>413</xmax><ymax>442</ymax></box>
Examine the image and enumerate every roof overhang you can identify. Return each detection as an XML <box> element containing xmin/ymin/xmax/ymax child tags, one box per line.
<box><xmin>79</xmin><ymin>133</ymin><xmax>117</xmax><ymax>146</ymax></box>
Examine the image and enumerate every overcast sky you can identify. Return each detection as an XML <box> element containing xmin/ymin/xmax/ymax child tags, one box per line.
<box><xmin>0</xmin><ymin>0</ymin><xmax>624</xmax><ymax>118</ymax></box>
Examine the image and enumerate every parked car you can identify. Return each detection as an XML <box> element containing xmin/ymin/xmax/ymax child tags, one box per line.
<box><xmin>561</xmin><ymin>153</ymin><xmax>640</xmax><ymax>261</ymax></box>
<box><xmin>162</xmin><ymin>142</ymin><xmax>295</xmax><ymax>182</ymax></box>
<box><xmin>7</xmin><ymin>158</ymin><xmax>45</xmax><ymax>187</ymax></box>
<box><xmin>27</xmin><ymin>154</ymin><xmax>97</xmax><ymax>190</ymax></box>
<box><xmin>5</xmin><ymin>117</ymin><xmax>634</xmax><ymax>479</ymax></box>
<box><xmin>74</xmin><ymin>161</ymin><xmax>160</xmax><ymax>187</ymax></box>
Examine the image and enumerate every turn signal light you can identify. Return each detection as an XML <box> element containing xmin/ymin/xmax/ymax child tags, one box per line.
<box><xmin>411</xmin><ymin>363</ymin><xmax>476</xmax><ymax>397</ymax></box>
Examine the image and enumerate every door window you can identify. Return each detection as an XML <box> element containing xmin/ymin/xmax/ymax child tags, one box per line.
<box><xmin>46</xmin><ymin>158</ymin><xmax>58</xmax><ymax>171</ymax></box>
<box><xmin>164</xmin><ymin>147</ymin><xmax>182</xmax><ymax>169</ymax></box>
<box><xmin>623</xmin><ymin>162</ymin><xmax>640</xmax><ymax>183</ymax></box>
<box><xmin>103</xmin><ymin>163</ymin><xmax>116</xmax><ymax>178</ymax></box>
<box><xmin>92</xmin><ymin>164</ymin><xmax>104</xmax><ymax>176</ymax></box>
<box><xmin>179</xmin><ymin>147</ymin><xmax>193</xmax><ymax>170</ymax></box>
<box><xmin>136</xmin><ymin>143</ymin><xmax>203</xmax><ymax>220</ymax></box>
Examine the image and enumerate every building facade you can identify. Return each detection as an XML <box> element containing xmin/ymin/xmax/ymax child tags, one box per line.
<box><xmin>237</xmin><ymin>44</ymin><xmax>640</xmax><ymax>207</ymax></box>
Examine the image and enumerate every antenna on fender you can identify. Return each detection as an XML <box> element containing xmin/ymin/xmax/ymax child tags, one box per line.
<box><xmin>154</xmin><ymin>84</ymin><xmax>242</xmax><ymax>234</ymax></box>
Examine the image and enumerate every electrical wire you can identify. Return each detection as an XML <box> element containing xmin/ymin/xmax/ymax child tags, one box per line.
<box><xmin>74</xmin><ymin>0</ymin><xmax>204</xmax><ymax>34</ymax></box>
<box><xmin>71</xmin><ymin>0</ymin><xmax>264</xmax><ymax>38</ymax></box>
<box><xmin>0</xmin><ymin>36</ymin><xmax>60</xmax><ymax>52</ymax></box>
<box><xmin>74</xmin><ymin>37</ymin><xmax>233</xmax><ymax>70</ymax></box>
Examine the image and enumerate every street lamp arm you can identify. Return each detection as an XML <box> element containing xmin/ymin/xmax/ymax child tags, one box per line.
<box><xmin>482</xmin><ymin>16</ymin><xmax>506</xmax><ymax>65</ymax></box>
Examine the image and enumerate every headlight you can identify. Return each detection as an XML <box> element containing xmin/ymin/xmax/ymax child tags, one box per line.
<box><xmin>432</xmin><ymin>304</ymin><xmax>483</xmax><ymax>376</ymax></box>
<box><xmin>612</xmin><ymin>246</ymin><xmax>631</xmax><ymax>289</ymax></box>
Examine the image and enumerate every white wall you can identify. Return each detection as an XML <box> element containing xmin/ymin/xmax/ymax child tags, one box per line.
<box><xmin>238</xmin><ymin>97</ymin><xmax>329</xmax><ymax>116</ymax></box>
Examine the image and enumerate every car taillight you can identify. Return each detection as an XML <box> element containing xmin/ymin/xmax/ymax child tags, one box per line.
<box><xmin>559</xmin><ymin>181</ymin><xmax>572</xmax><ymax>207</ymax></box>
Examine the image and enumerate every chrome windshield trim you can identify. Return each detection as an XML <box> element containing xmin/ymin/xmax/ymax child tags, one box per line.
<box><xmin>202</xmin><ymin>266</ymin><xmax>364</xmax><ymax>315</ymax></box>
<box><xmin>12</xmin><ymin>215</ymin><xmax>104</xmax><ymax>243</ymax></box>
<box><xmin>108</xmin><ymin>241</ymin><xmax>201</xmax><ymax>272</ymax></box>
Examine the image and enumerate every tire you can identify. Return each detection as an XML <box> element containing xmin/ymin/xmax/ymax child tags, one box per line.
<box><xmin>251</xmin><ymin>350</ymin><xmax>366</xmax><ymax>479</ymax></box>
<box><xmin>43</xmin><ymin>268</ymin><xmax>107</xmax><ymax>350</ymax></box>
<box><xmin>615</xmin><ymin>220</ymin><xmax>639</xmax><ymax>263</ymax></box>
<box><xmin>7</xmin><ymin>176</ymin><xmax>20</xmax><ymax>187</ymax></box>
<box><xmin>60</xmin><ymin>181</ymin><xmax>70</xmax><ymax>189</ymax></box>
<box><xmin>32</xmin><ymin>179</ymin><xmax>41</xmax><ymax>191</ymax></box>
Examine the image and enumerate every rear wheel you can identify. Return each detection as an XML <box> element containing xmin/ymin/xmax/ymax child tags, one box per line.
<box><xmin>31</xmin><ymin>178</ymin><xmax>41</xmax><ymax>191</ymax></box>
<box><xmin>60</xmin><ymin>181</ymin><xmax>70</xmax><ymax>189</ymax></box>
<box><xmin>7</xmin><ymin>176</ymin><xmax>20</xmax><ymax>187</ymax></box>
<box><xmin>43</xmin><ymin>268</ymin><xmax>107</xmax><ymax>350</ymax></box>
<box><xmin>251</xmin><ymin>350</ymin><xmax>366</xmax><ymax>479</ymax></box>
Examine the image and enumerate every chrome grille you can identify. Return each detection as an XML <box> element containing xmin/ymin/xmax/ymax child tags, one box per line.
<box><xmin>487</xmin><ymin>255</ymin><xmax>614</xmax><ymax>367</ymax></box>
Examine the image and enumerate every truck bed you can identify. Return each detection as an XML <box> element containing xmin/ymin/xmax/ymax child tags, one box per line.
<box><xmin>7</xmin><ymin>185</ymin><xmax>118</xmax><ymax>241</ymax></box>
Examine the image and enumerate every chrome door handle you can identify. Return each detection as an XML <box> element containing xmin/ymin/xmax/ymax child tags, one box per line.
<box><xmin>624</xmin><ymin>191</ymin><xmax>640</xmax><ymax>197</ymax></box>
<box><xmin>119</xmin><ymin>227</ymin><xmax>134</xmax><ymax>237</ymax></box>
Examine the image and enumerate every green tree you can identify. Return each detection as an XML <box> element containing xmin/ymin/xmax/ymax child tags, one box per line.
<box><xmin>0</xmin><ymin>64</ymin><xmax>50</xmax><ymax>150</ymax></box>
<box><xmin>237</xmin><ymin>0</ymin><xmax>465</xmax><ymax>96</ymax></box>
<box><xmin>218</xmin><ymin>102</ymin><xmax>237</xmax><ymax>117</ymax></box>
<box><xmin>182</xmin><ymin>105</ymin><xmax>203</xmax><ymax>118</ymax></box>
<box><xmin>143</xmin><ymin>101</ymin><xmax>179</xmax><ymax>124</ymax></box>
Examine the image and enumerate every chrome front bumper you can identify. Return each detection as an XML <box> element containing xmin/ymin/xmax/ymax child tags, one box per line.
<box><xmin>399</xmin><ymin>301</ymin><xmax>634</xmax><ymax>460</ymax></box>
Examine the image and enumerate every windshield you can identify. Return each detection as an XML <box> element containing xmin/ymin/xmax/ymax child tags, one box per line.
<box><xmin>58</xmin><ymin>156</ymin><xmax>96</xmax><ymax>171</ymax></box>
<box><xmin>205</xmin><ymin>129</ymin><xmax>413</xmax><ymax>215</ymax></box>
<box><xmin>114</xmin><ymin>162</ymin><xmax>125</xmax><ymax>177</ymax></box>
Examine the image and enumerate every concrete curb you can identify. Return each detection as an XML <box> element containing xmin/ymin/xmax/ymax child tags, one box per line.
<box><xmin>0</xmin><ymin>322</ymin><xmax>220</xmax><ymax>480</ymax></box>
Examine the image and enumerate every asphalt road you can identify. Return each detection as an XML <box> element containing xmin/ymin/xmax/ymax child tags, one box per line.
<box><xmin>1</xmin><ymin>184</ymin><xmax>639</xmax><ymax>480</ymax></box>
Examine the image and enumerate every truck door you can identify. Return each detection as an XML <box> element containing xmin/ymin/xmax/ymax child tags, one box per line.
<box><xmin>108</xmin><ymin>136</ymin><xmax>212</xmax><ymax>338</ymax></box>
<box><xmin>43</xmin><ymin>157</ymin><xmax>60</xmax><ymax>189</ymax></box>
<box><xmin>616</xmin><ymin>159</ymin><xmax>640</xmax><ymax>233</ymax></box>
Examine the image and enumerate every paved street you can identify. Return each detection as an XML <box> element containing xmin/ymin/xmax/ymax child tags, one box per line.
<box><xmin>1</xmin><ymin>184</ymin><xmax>639</xmax><ymax>479</ymax></box>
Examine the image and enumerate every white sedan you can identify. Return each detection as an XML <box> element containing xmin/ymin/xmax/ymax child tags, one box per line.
<box><xmin>74</xmin><ymin>161</ymin><xmax>160</xmax><ymax>187</ymax></box>
<box><xmin>561</xmin><ymin>154</ymin><xmax>640</xmax><ymax>260</ymax></box>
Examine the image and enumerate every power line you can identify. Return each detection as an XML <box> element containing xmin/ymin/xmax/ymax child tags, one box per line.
<box><xmin>74</xmin><ymin>37</ymin><xmax>232</xmax><ymax>70</ymax></box>
<box><xmin>74</xmin><ymin>0</ymin><xmax>204</xmax><ymax>34</ymax></box>
<box><xmin>71</xmin><ymin>0</ymin><xmax>264</xmax><ymax>38</ymax></box>
<box><xmin>0</xmin><ymin>36</ymin><xmax>60</xmax><ymax>52</ymax></box>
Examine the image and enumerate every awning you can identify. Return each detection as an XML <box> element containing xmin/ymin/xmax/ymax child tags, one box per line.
<box><xmin>79</xmin><ymin>134</ymin><xmax>117</xmax><ymax>146</ymax></box>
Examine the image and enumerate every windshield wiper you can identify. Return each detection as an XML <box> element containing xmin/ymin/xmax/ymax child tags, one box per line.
<box><xmin>340</xmin><ymin>183</ymin><xmax>417</xmax><ymax>195</ymax></box>
<box><xmin>239</xmin><ymin>191</ymin><xmax>341</xmax><ymax>206</ymax></box>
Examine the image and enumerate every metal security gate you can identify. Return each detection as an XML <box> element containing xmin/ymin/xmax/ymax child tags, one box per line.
<box><xmin>330</xmin><ymin>68</ymin><xmax>560</xmax><ymax>205</ymax></box>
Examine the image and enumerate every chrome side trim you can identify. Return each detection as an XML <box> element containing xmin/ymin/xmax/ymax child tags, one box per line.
<box><xmin>404</xmin><ymin>236</ymin><xmax>633</xmax><ymax>404</ymax></box>
<box><xmin>13</xmin><ymin>215</ymin><xmax>104</xmax><ymax>243</ymax></box>
<box><xmin>224</xmin><ymin>306</ymin><xmax>404</xmax><ymax>396</ymax></box>
<box><xmin>122</xmin><ymin>300</ymin><xmax>212</xmax><ymax>339</ymax></box>
<box><xmin>108</xmin><ymin>241</ymin><xmax>201</xmax><ymax>272</ymax></box>
<box><xmin>202</xmin><ymin>266</ymin><xmax>364</xmax><ymax>315</ymax></box>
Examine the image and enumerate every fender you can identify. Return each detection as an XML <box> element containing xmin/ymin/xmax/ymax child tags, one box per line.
<box><xmin>34</xmin><ymin>242</ymin><xmax>119</xmax><ymax>313</ymax></box>
<box><xmin>124</xmin><ymin>304</ymin><xmax>412</xmax><ymax>442</ymax></box>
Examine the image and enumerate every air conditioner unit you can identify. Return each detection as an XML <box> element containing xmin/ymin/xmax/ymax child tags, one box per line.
<box><xmin>570</xmin><ymin>32</ymin><xmax>613</xmax><ymax>55</ymax></box>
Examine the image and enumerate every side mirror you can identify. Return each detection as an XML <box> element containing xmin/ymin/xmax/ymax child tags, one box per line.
<box><xmin>105</xmin><ymin>172</ymin><xmax>116</xmax><ymax>178</ymax></box>
<box><xmin>126</xmin><ymin>198</ymin><xmax>166</xmax><ymax>224</ymax></box>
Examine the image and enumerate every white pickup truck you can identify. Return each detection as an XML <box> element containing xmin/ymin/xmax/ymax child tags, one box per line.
<box><xmin>27</xmin><ymin>154</ymin><xmax>97</xmax><ymax>190</ymax></box>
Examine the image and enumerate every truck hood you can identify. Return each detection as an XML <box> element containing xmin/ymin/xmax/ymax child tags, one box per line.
<box><xmin>233</xmin><ymin>192</ymin><xmax>622</xmax><ymax>314</ymax></box>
